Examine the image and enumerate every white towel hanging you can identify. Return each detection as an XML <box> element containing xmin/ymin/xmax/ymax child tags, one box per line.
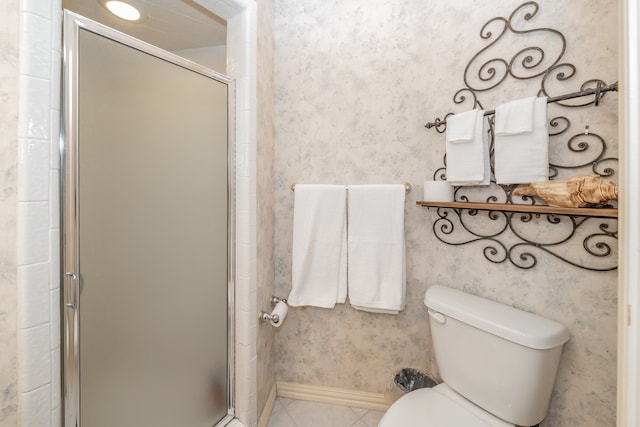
<box><xmin>494</xmin><ymin>96</ymin><xmax>537</xmax><ymax>135</ymax></box>
<box><xmin>494</xmin><ymin>97</ymin><xmax>549</xmax><ymax>184</ymax></box>
<box><xmin>445</xmin><ymin>109</ymin><xmax>490</xmax><ymax>186</ymax></box>
<box><xmin>347</xmin><ymin>184</ymin><xmax>406</xmax><ymax>314</ymax></box>
<box><xmin>288</xmin><ymin>184</ymin><xmax>347</xmax><ymax>308</ymax></box>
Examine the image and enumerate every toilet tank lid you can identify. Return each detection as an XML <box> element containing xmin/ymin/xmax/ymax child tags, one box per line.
<box><xmin>424</xmin><ymin>286</ymin><xmax>570</xmax><ymax>350</ymax></box>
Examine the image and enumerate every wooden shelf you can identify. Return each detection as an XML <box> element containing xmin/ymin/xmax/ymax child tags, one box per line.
<box><xmin>416</xmin><ymin>201</ymin><xmax>618</xmax><ymax>218</ymax></box>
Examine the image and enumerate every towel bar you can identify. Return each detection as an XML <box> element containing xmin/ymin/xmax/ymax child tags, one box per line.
<box><xmin>424</xmin><ymin>81</ymin><xmax>618</xmax><ymax>130</ymax></box>
<box><xmin>290</xmin><ymin>182</ymin><xmax>412</xmax><ymax>194</ymax></box>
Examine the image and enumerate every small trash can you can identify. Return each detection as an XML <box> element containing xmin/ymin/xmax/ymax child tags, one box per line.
<box><xmin>386</xmin><ymin>368</ymin><xmax>437</xmax><ymax>404</ymax></box>
<box><xmin>394</xmin><ymin>368</ymin><xmax>437</xmax><ymax>393</ymax></box>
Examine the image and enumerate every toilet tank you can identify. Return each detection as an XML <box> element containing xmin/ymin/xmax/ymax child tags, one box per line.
<box><xmin>424</xmin><ymin>286</ymin><xmax>570</xmax><ymax>427</ymax></box>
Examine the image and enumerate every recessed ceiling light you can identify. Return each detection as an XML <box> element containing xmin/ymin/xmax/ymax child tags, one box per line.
<box><xmin>102</xmin><ymin>0</ymin><xmax>144</xmax><ymax>22</ymax></box>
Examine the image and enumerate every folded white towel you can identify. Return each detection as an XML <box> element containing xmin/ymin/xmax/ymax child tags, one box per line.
<box><xmin>347</xmin><ymin>185</ymin><xmax>406</xmax><ymax>314</ymax></box>
<box><xmin>446</xmin><ymin>109</ymin><xmax>477</xmax><ymax>143</ymax></box>
<box><xmin>445</xmin><ymin>109</ymin><xmax>490</xmax><ymax>186</ymax></box>
<box><xmin>495</xmin><ymin>97</ymin><xmax>549</xmax><ymax>184</ymax></box>
<box><xmin>288</xmin><ymin>184</ymin><xmax>347</xmax><ymax>308</ymax></box>
<box><xmin>494</xmin><ymin>96</ymin><xmax>537</xmax><ymax>135</ymax></box>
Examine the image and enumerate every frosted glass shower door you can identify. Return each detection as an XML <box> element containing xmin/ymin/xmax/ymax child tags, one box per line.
<box><xmin>63</xmin><ymin>14</ymin><xmax>233</xmax><ymax>427</ymax></box>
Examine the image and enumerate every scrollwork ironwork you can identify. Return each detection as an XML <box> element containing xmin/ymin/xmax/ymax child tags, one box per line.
<box><xmin>423</xmin><ymin>1</ymin><xmax>619</xmax><ymax>271</ymax></box>
<box><xmin>463</xmin><ymin>1</ymin><xmax>565</xmax><ymax>92</ymax></box>
<box><xmin>432</xmin><ymin>207</ymin><xmax>618</xmax><ymax>271</ymax></box>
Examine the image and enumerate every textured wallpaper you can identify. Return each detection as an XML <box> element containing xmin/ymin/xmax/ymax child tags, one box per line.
<box><xmin>0</xmin><ymin>0</ymin><xmax>19</xmax><ymax>425</ymax></box>
<box><xmin>272</xmin><ymin>1</ymin><xmax>618</xmax><ymax>426</ymax></box>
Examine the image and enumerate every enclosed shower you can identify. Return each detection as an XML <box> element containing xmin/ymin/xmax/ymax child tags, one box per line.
<box><xmin>61</xmin><ymin>11</ymin><xmax>235</xmax><ymax>426</ymax></box>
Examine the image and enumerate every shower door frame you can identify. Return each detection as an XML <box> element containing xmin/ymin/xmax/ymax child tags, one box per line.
<box><xmin>61</xmin><ymin>11</ymin><xmax>236</xmax><ymax>427</ymax></box>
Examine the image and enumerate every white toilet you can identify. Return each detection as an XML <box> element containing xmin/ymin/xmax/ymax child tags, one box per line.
<box><xmin>379</xmin><ymin>285</ymin><xmax>570</xmax><ymax>427</ymax></box>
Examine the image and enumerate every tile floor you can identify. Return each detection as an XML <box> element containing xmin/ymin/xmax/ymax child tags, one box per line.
<box><xmin>267</xmin><ymin>397</ymin><xmax>385</xmax><ymax>427</ymax></box>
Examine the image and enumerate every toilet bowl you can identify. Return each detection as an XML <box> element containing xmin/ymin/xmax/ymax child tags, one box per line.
<box><xmin>379</xmin><ymin>384</ymin><xmax>513</xmax><ymax>426</ymax></box>
<box><xmin>379</xmin><ymin>285</ymin><xmax>569</xmax><ymax>427</ymax></box>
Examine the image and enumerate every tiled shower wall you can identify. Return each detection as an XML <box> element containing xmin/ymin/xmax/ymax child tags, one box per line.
<box><xmin>0</xmin><ymin>0</ymin><xmax>20</xmax><ymax>424</ymax></box>
<box><xmin>272</xmin><ymin>1</ymin><xmax>618</xmax><ymax>426</ymax></box>
<box><xmin>15</xmin><ymin>1</ymin><xmax>63</xmax><ymax>425</ymax></box>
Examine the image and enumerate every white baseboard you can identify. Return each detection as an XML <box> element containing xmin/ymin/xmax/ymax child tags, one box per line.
<box><xmin>276</xmin><ymin>382</ymin><xmax>390</xmax><ymax>412</ymax></box>
<box><xmin>258</xmin><ymin>383</ymin><xmax>278</xmax><ymax>427</ymax></box>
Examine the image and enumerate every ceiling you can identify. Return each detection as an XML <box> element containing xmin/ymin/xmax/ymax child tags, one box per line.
<box><xmin>62</xmin><ymin>0</ymin><xmax>227</xmax><ymax>51</ymax></box>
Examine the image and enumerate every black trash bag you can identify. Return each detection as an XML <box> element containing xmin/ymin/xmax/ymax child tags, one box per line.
<box><xmin>394</xmin><ymin>368</ymin><xmax>437</xmax><ymax>393</ymax></box>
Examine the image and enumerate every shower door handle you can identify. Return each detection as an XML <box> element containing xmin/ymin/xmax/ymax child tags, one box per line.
<box><xmin>65</xmin><ymin>272</ymin><xmax>78</xmax><ymax>309</ymax></box>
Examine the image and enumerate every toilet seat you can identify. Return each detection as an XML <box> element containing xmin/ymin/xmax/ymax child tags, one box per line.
<box><xmin>379</xmin><ymin>384</ymin><xmax>515</xmax><ymax>427</ymax></box>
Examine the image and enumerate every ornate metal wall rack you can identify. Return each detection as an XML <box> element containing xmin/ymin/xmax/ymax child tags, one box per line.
<box><xmin>420</xmin><ymin>1</ymin><xmax>619</xmax><ymax>271</ymax></box>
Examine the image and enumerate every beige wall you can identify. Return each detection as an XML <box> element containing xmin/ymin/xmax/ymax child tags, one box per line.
<box><xmin>257</xmin><ymin>0</ymin><xmax>276</xmax><ymax>419</ymax></box>
<box><xmin>272</xmin><ymin>1</ymin><xmax>618</xmax><ymax>426</ymax></box>
<box><xmin>0</xmin><ymin>0</ymin><xmax>19</xmax><ymax>425</ymax></box>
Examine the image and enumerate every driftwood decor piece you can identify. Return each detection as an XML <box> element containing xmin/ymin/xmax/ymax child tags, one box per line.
<box><xmin>420</xmin><ymin>1</ymin><xmax>618</xmax><ymax>271</ymax></box>
<box><xmin>514</xmin><ymin>175</ymin><xmax>618</xmax><ymax>208</ymax></box>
